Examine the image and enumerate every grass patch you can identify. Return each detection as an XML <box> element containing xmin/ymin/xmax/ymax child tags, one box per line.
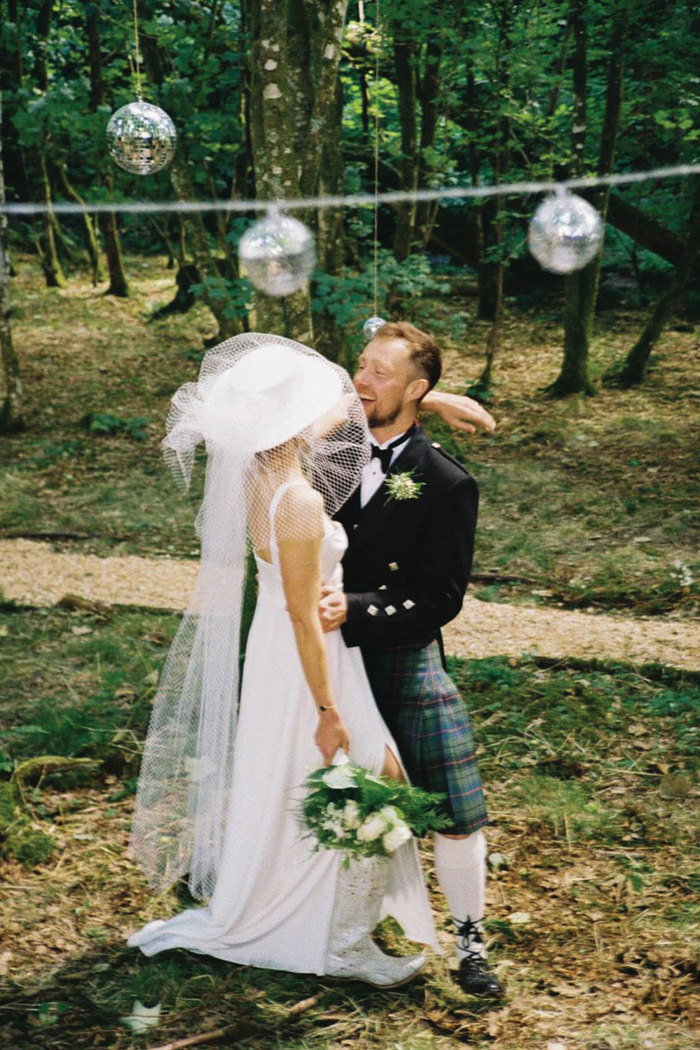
<box><xmin>0</xmin><ymin>607</ymin><xmax>177</xmax><ymax>784</ymax></box>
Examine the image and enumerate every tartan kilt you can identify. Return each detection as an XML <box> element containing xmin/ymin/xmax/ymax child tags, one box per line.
<box><xmin>361</xmin><ymin>640</ymin><xmax>488</xmax><ymax>836</ymax></box>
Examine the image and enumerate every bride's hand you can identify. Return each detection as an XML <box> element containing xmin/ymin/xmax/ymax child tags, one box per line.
<box><xmin>315</xmin><ymin>709</ymin><xmax>350</xmax><ymax>766</ymax></box>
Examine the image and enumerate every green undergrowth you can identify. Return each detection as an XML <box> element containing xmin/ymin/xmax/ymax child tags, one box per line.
<box><xmin>450</xmin><ymin>655</ymin><xmax>700</xmax><ymax>776</ymax></box>
<box><xmin>426</xmin><ymin>417</ymin><xmax>699</xmax><ymax>614</ymax></box>
<box><xmin>0</xmin><ymin>606</ymin><xmax>177</xmax><ymax>778</ymax></box>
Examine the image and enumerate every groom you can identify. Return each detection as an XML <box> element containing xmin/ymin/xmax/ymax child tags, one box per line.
<box><xmin>320</xmin><ymin>321</ymin><xmax>504</xmax><ymax>998</ymax></box>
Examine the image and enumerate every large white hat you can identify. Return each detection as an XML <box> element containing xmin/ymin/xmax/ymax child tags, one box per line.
<box><xmin>201</xmin><ymin>341</ymin><xmax>343</xmax><ymax>453</ymax></box>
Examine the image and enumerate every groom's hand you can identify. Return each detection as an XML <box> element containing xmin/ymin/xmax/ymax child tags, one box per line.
<box><xmin>319</xmin><ymin>585</ymin><xmax>348</xmax><ymax>632</ymax></box>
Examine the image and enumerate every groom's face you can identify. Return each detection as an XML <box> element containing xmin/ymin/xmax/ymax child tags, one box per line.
<box><xmin>353</xmin><ymin>337</ymin><xmax>416</xmax><ymax>429</ymax></box>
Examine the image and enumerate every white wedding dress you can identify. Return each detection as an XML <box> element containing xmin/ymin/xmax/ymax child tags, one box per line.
<box><xmin>128</xmin><ymin>482</ymin><xmax>439</xmax><ymax>974</ymax></box>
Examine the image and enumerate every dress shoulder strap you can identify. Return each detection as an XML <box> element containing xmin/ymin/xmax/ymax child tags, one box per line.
<box><xmin>268</xmin><ymin>479</ymin><xmax>309</xmax><ymax>546</ymax></box>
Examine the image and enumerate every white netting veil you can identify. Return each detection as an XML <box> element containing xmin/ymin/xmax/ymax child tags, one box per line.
<box><xmin>129</xmin><ymin>332</ymin><xmax>370</xmax><ymax>898</ymax></box>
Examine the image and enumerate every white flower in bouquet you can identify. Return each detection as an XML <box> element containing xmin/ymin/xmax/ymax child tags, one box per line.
<box><xmin>322</xmin><ymin>817</ymin><xmax>347</xmax><ymax>840</ymax></box>
<box><xmin>342</xmin><ymin>799</ymin><xmax>362</xmax><ymax>829</ymax></box>
<box><xmin>357</xmin><ymin>812</ymin><xmax>391</xmax><ymax>842</ymax></box>
<box><xmin>322</xmin><ymin>763</ymin><xmax>357</xmax><ymax>790</ymax></box>
<box><xmin>382</xmin><ymin>822</ymin><xmax>412</xmax><ymax>853</ymax></box>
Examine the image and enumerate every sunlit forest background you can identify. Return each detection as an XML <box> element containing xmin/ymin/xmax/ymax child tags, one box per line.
<box><xmin>0</xmin><ymin>2</ymin><xmax>698</xmax><ymax>1048</ymax></box>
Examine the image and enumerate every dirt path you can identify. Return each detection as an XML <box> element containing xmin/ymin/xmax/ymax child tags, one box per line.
<box><xmin>1</xmin><ymin>538</ymin><xmax>698</xmax><ymax>670</ymax></box>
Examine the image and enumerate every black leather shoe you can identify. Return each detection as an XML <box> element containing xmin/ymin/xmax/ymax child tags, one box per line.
<box><xmin>453</xmin><ymin>917</ymin><xmax>505</xmax><ymax>999</ymax></box>
<box><xmin>455</xmin><ymin>953</ymin><xmax>505</xmax><ymax>998</ymax></box>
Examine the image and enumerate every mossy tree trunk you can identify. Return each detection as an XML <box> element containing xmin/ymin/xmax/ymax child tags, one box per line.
<box><xmin>53</xmin><ymin>162</ymin><xmax>105</xmax><ymax>285</ymax></box>
<box><xmin>99</xmin><ymin>203</ymin><xmax>130</xmax><ymax>298</ymax></box>
<box><xmin>0</xmin><ymin>90</ymin><xmax>25</xmax><ymax>433</ymax></box>
<box><xmin>36</xmin><ymin>152</ymin><xmax>66</xmax><ymax>288</ymax></box>
<box><xmin>245</xmin><ymin>0</ymin><xmax>348</xmax><ymax>350</ymax></box>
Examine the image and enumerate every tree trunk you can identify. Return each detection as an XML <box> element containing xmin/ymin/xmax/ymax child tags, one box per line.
<box><xmin>479</xmin><ymin>0</ymin><xmax>512</xmax><ymax>369</ymax></box>
<box><xmin>546</xmin><ymin>11</ymin><xmax>573</xmax><ymax>120</ymax></box>
<box><xmin>478</xmin><ymin>253</ymin><xmax>503</xmax><ymax>391</ymax></box>
<box><xmin>34</xmin><ymin>0</ymin><xmax>52</xmax><ymax>92</ymax></box>
<box><xmin>392</xmin><ymin>28</ymin><xmax>443</xmax><ymax>262</ymax></box>
<box><xmin>37</xmin><ymin>152</ymin><xmax>66</xmax><ymax>288</ymax></box>
<box><xmin>99</xmin><ymin>204</ymin><xmax>130</xmax><ymax>298</ymax></box>
<box><xmin>615</xmin><ymin>179</ymin><xmax>700</xmax><ymax>386</ymax></box>
<box><xmin>170</xmin><ymin>157</ymin><xmax>244</xmax><ymax>339</ymax></box>
<box><xmin>606</xmin><ymin>193</ymin><xmax>686</xmax><ymax>265</ymax></box>
<box><xmin>138</xmin><ymin>0</ymin><xmax>245</xmax><ymax>336</ymax></box>
<box><xmin>0</xmin><ymin>90</ymin><xmax>25</xmax><ymax>433</ymax></box>
<box><xmin>548</xmin><ymin>0</ymin><xmax>629</xmax><ymax>397</ymax></box>
<box><xmin>546</xmin><ymin>0</ymin><xmax>592</xmax><ymax>396</ymax></box>
<box><xmin>392</xmin><ymin>28</ymin><xmax>418</xmax><ymax>263</ymax></box>
<box><xmin>53</xmin><ymin>162</ymin><xmax>105</xmax><ymax>284</ymax></box>
<box><xmin>86</xmin><ymin>4</ymin><xmax>130</xmax><ymax>298</ymax></box>
<box><xmin>313</xmin><ymin>70</ymin><xmax>348</xmax><ymax>363</ymax></box>
<box><xmin>32</xmin><ymin>0</ymin><xmax>69</xmax><ymax>289</ymax></box>
<box><xmin>415</xmin><ymin>37</ymin><xmax>442</xmax><ymax>250</ymax></box>
<box><xmin>245</xmin><ymin>0</ymin><xmax>348</xmax><ymax>349</ymax></box>
<box><xmin>0</xmin><ymin>0</ymin><xmax>31</xmax><ymax>200</ymax></box>
<box><xmin>478</xmin><ymin>2</ymin><xmax>512</xmax><ymax>332</ymax></box>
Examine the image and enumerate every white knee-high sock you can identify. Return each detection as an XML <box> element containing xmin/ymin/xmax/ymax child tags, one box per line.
<box><xmin>434</xmin><ymin>830</ymin><xmax>487</xmax><ymax>959</ymax></box>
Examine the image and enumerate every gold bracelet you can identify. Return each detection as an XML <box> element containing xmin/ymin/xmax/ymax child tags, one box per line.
<box><xmin>317</xmin><ymin>703</ymin><xmax>336</xmax><ymax>712</ymax></box>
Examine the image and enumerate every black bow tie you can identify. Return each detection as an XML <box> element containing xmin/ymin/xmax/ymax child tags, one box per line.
<box><xmin>369</xmin><ymin>424</ymin><xmax>416</xmax><ymax>473</ymax></box>
<box><xmin>370</xmin><ymin>444</ymin><xmax>394</xmax><ymax>471</ymax></box>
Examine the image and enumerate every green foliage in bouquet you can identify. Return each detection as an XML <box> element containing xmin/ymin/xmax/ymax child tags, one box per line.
<box><xmin>301</xmin><ymin>761</ymin><xmax>452</xmax><ymax>862</ymax></box>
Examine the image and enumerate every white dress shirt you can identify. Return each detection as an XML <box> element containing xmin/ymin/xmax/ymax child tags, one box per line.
<box><xmin>360</xmin><ymin>431</ymin><xmax>412</xmax><ymax>507</ymax></box>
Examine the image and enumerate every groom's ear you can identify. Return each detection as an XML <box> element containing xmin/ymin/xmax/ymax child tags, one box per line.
<box><xmin>405</xmin><ymin>376</ymin><xmax>429</xmax><ymax>404</ymax></box>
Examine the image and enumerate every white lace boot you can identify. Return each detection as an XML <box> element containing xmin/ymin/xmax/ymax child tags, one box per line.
<box><xmin>324</xmin><ymin>856</ymin><xmax>426</xmax><ymax>988</ymax></box>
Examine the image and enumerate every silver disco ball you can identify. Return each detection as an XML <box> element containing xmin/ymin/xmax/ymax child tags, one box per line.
<box><xmin>106</xmin><ymin>100</ymin><xmax>177</xmax><ymax>175</ymax></box>
<box><xmin>528</xmin><ymin>191</ymin><xmax>604</xmax><ymax>274</ymax></box>
<box><xmin>362</xmin><ymin>315</ymin><xmax>387</xmax><ymax>340</ymax></box>
<box><xmin>238</xmin><ymin>211</ymin><xmax>316</xmax><ymax>297</ymax></box>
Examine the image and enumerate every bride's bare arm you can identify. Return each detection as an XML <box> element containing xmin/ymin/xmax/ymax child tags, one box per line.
<box><xmin>421</xmin><ymin>389</ymin><xmax>496</xmax><ymax>433</ymax></box>
<box><xmin>277</xmin><ymin>489</ymin><xmax>350</xmax><ymax>765</ymax></box>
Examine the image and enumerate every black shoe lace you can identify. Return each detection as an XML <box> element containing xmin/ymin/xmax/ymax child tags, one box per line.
<box><xmin>455</xmin><ymin>917</ymin><xmax>484</xmax><ymax>962</ymax></box>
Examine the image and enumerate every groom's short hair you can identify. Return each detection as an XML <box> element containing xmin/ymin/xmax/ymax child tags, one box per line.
<box><xmin>376</xmin><ymin>321</ymin><xmax>442</xmax><ymax>392</ymax></box>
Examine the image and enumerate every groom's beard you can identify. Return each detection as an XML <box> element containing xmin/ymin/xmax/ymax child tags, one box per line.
<box><xmin>365</xmin><ymin>402</ymin><xmax>403</xmax><ymax>430</ymax></box>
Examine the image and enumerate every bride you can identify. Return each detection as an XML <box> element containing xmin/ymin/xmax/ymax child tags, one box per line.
<box><xmin>127</xmin><ymin>333</ymin><xmax>439</xmax><ymax>986</ymax></box>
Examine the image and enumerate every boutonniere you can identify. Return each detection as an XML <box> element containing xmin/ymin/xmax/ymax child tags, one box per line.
<box><xmin>385</xmin><ymin>470</ymin><xmax>424</xmax><ymax>501</ymax></box>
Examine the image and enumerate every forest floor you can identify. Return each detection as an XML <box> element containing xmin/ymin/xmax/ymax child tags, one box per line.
<box><xmin>0</xmin><ymin>255</ymin><xmax>698</xmax><ymax>1049</ymax></box>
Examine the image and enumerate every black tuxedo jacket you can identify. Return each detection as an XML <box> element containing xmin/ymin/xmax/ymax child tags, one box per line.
<box><xmin>334</xmin><ymin>426</ymin><xmax>478</xmax><ymax>650</ymax></box>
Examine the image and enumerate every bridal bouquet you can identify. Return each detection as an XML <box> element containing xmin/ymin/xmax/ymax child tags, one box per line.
<box><xmin>300</xmin><ymin>755</ymin><xmax>451</xmax><ymax>862</ymax></box>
